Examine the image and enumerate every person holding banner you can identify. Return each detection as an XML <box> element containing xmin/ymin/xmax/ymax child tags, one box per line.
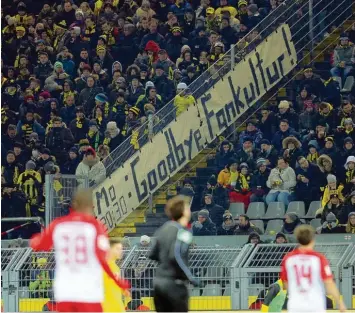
<box><xmin>149</xmin><ymin>195</ymin><xmax>200</xmax><ymax>312</ymax></box>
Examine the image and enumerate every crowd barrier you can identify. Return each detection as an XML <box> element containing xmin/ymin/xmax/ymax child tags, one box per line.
<box><xmin>1</xmin><ymin>243</ymin><xmax>354</xmax><ymax>312</ymax></box>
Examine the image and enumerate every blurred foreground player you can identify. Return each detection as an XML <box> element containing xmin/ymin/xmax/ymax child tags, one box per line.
<box><xmin>261</xmin><ymin>279</ymin><xmax>287</xmax><ymax>312</ymax></box>
<box><xmin>280</xmin><ymin>225</ymin><xmax>346</xmax><ymax>313</ymax></box>
<box><xmin>30</xmin><ymin>189</ymin><xmax>130</xmax><ymax>312</ymax></box>
<box><xmin>149</xmin><ymin>195</ymin><xmax>200</xmax><ymax>312</ymax></box>
<box><xmin>103</xmin><ymin>238</ymin><xmax>127</xmax><ymax>312</ymax></box>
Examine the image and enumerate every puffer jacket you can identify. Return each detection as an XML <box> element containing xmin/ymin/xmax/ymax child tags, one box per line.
<box><xmin>266</xmin><ymin>166</ymin><xmax>296</xmax><ymax>193</ymax></box>
<box><xmin>333</xmin><ymin>43</ymin><xmax>355</xmax><ymax>66</ymax></box>
<box><xmin>174</xmin><ymin>94</ymin><xmax>195</xmax><ymax>117</ymax></box>
<box><xmin>75</xmin><ymin>155</ymin><xmax>106</xmax><ymax>186</ymax></box>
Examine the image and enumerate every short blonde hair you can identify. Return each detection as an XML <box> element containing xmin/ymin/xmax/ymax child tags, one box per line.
<box><xmin>295</xmin><ymin>225</ymin><xmax>315</xmax><ymax>246</ymax></box>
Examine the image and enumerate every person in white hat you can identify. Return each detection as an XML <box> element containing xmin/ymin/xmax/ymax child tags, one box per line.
<box><xmin>174</xmin><ymin>82</ymin><xmax>196</xmax><ymax>117</ymax></box>
<box><xmin>140</xmin><ymin>235</ymin><xmax>151</xmax><ymax>247</ymax></box>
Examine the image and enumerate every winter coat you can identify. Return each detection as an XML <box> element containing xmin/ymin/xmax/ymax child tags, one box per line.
<box><xmin>46</xmin><ymin>126</ymin><xmax>75</xmax><ymax>152</ymax></box>
<box><xmin>201</xmin><ymin>186</ymin><xmax>230</xmax><ymax>210</ymax></box>
<box><xmin>127</xmin><ymin>85</ymin><xmax>145</xmax><ymax>107</ymax></box>
<box><xmin>44</xmin><ymin>71</ymin><xmax>70</xmax><ymax>92</ymax></box>
<box><xmin>234</xmin><ymin>222</ymin><xmax>263</xmax><ymax>235</ymax></box>
<box><xmin>272</xmin><ymin>128</ymin><xmax>299</xmax><ymax>151</ymax></box>
<box><xmin>258</xmin><ymin>146</ymin><xmax>279</xmax><ymax>168</ymax></box>
<box><xmin>69</xmin><ymin>117</ymin><xmax>90</xmax><ymax>143</ymax></box>
<box><xmin>192</xmin><ymin>218</ymin><xmax>217</xmax><ymax>236</ymax></box>
<box><xmin>61</xmin><ymin>157</ymin><xmax>80</xmax><ymax>175</ymax></box>
<box><xmin>78</xmin><ymin>86</ymin><xmax>104</xmax><ymax>116</ymax></box>
<box><xmin>75</xmin><ymin>155</ymin><xmax>106</xmax><ymax>185</ymax></box>
<box><xmin>174</xmin><ymin>94</ymin><xmax>195</xmax><ymax>117</ymax></box>
<box><xmin>34</xmin><ymin>62</ymin><xmax>54</xmax><ymax>84</ymax></box>
<box><xmin>333</xmin><ymin>43</ymin><xmax>355</xmax><ymax>66</ymax></box>
<box><xmin>152</xmin><ymin>74</ymin><xmax>175</xmax><ymax>103</ymax></box>
<box><xmin>1</xmin><ymin>161</ymin><xmax>21</xmax><ymax>186</ymax></box>
<box><xmin>267</xmin><ymin>166</ymin><xmax>296</xmax><ymax>194</ymax></box>
<box><xmin>140</xmin><ymin>32</ymin><xmax>165</xmax><ymax>51</ymax></box>
<box><xmin>250</xmin><ymin>168</ymin><xmax>271</xmax><ymax>195</ymax></box>
<box><xmin>203</xmin><ymin>202</ymin><xmax>225</xmax><ymax>227</ymax></box>
<box><xmin>238</xmin><ymin>129</ymin><xmax>263</xmax><ymax>148</ymax></box>
<box><xmin>165</xmin><ymin>35</ymin><xmax>189</xmax><ymax>62</ymax></box>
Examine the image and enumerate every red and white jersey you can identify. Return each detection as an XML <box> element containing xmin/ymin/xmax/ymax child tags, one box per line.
<box><xmin>30</xmin><ymin>212</ymin><xmax>110</xmax><ymax>303</ymax></box>
<box><xmin>280</xmin><ymin>248</ymin><xmax>333</xmax><ymax>313</ymax></box>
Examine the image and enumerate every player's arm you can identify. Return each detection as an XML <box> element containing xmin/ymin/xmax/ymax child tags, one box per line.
<box><xmin>280</xmin><ymin>255</ymin><xmax>288</xmax><ymax>291</ymax></box>
<box><xmin>30</xmin><ymin>223</ymin><xmax>54</xmax><ymax>251</ymax></box>
<box><xmin>95</xmin><ymin>231</ymin><xmax>130</xmax><ymax>290</ymax></box>
<box><xmin>261</xmin><ymin>284</ymin><xmax>280</xmax><ymax>312</ymax></box>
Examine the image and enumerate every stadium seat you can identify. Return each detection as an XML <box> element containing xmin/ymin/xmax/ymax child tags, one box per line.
<box><xmin>334</xmin><ymin>76</ymin><xmax>342</xmax><ymax>89</ymax></box>
<box><xmin>286</xmin><ymin>201</ymin><xmax>305</xmax><ymax>217</ymax></box>
<box><xmin>251</xmin><ymin>219</ymin><xmax>264</xmax><ymax>234</ymax></box>
<box><xmin>223</xmin><ymin>284</ymin><xmax>231</xmax><ymax>296</ymax></box>
<box><xmin>341</xmin><ymin>76</ymin><xmax>354</xmax><ymax>93</ymax></box>
<box><xmin>229</xmin><ymin>203</ymin><xmax>245</xmax><ymax>217</ymax></box>
<box><xmin>307</xmin><ymin>201</ymin><xmax>321</xmax><ymax>217</ymax></box>
<box><xmin>310</xmin><ymin>218</ymin><xmax>322</xmax><ymax>230</ymax></box>
<box><xmin>189</xmin><ymin>286</ymin><xmax>201</xmax><ymax>296</ymax></box>
<box><xmin>202</xmin><ymin>284</ymin><xmax>222</xmax><ymax>296</ymax></box>
<box><xmin>265</xmin><ymin>220</ymin><xmax>284</xmax><ymax>235</ymax></box>
<box><xmin>247</xmin><ymin>202</ymin><xmax>266</xmax><ymax>219</ymax></box>
<box><xmin>203</xmin><ymin>267</ymin><xmax>224</xmax><ymax>280</ymax></box>
<box><xmin>264</xmin><ymin>202</ymin><xmax>285</xmax><ymax>218</ymax></box>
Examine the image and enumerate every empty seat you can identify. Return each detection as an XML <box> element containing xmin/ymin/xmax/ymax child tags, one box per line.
<box><xmin>265</xmin><ymin>220</ymin><xmax>284</xmax><ymax>235</ymax></box>
<box><xmin>229</xmin><ymin>202</ymin><xmax>245</xmax><ymax>217</ymax></box>
<box><xmin>287</xmin><ymin>201</ymin><xmax>305</xmax><ymax>217</ymax></box>
<box><xmin>341</xmin><ymin>76</ymin><xmax>354</xmax><ymax>93</ymax></box>
<box><xmin>264</xmin><ymin>202</ymin><xmax>285</xmax><ymax>218</ymax></box>
<box><xmin>310</xmin><ymin>218</ymin><xmax>322</xmax><ymax>230</ymax></box>
<box><xmin>251</xmin><ymin>219</ymin><xmax>264</xmax><ymax>234</ymax></box>
<box><xmin>202</xmin><ymin>284</ymin><xmax>222</xmax><ymax>296</ymax></box>
<box><xmin>223</xmin><ymin>284</ymin><xmax>231</xmax><ymax>296</ymax></box>
<box><xmin>247</xmin><ymin>202</ymin><xmax>265</xmax><ymax>219</ymax></box>
<box><xmin>307</xmin><ymin>201</ymin><xmax>321</xmax><ymax>217</ymax></box>
<box><xmin>189</xmin><ymin>286</ymin><xmax>201</xmax><ymax>296</ymax></box>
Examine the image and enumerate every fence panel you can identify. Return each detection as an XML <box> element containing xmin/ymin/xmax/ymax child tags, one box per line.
<box><xmin>44</xmin><ymin>174</ymin><xmax>89</xmax><ymax>225</ymax></box>
<box><xmin>3</xmin><ymin>243</ymin><xmax>354</xmax><ymax>311</ymax></box>
<box><xmin>240</xmin><ymin>243</ymin><xmax>354</xmax><ymax>309</ymax></box>
<box><xmin>120</xmin><ymin>245</ymin><xmax>245</xmax><ymax>311</ymax></box>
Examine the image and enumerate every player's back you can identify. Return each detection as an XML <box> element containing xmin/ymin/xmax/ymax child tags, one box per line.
<box><xmin>51</xmin><ymin>213</ymin><xmax>105</xmax><ymax>303</ymax></box>
<box><xmin>281</xmin><ymin>249</ymin><xmax>332</xmax><ymax>313</ymax></box>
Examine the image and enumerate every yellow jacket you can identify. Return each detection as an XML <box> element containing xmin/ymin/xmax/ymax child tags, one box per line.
<box><xmin>174</xmin><ymin>94</ymin><xmax>195</xmax><ymax>117</ymax></box>
<box><xmin>94</xmin><ymin>0</ymin><xmax>119</xmax><ymax>15</ymax></box>
<box><xmin>229</xmin><ymin>171</ymin><xmax>249</xmax><ymax>190</ymax></box>
<box><xmin>102</xmin><ymin>260</ymin><xmax>125</xmax><ymax>312</ymax></box>
<box><xmin>218</xmin><ymin>169</ymin><xmax>230</xmax><ymax>187</ymax></box>
<box><xmin>321</xmin><ymin>184</ymin><xmax>344</xmax><ymax>208</ymax></box>
<box><xmin>215</xmin><ymin>6</ymin><xmax>238</xmax><ymax>17</ymax></box>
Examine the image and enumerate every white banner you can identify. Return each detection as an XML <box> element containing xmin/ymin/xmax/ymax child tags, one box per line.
<box><xmin>93</xmin><ymin>24</ymin><xmax>297</xmax><ymax>233</ymax></box>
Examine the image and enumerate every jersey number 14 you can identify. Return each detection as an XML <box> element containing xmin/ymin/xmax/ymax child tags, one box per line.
<box><xmin>293</xmin><ymin>264</ymin><xmax>312</xmax><ymax>292</ymax></box>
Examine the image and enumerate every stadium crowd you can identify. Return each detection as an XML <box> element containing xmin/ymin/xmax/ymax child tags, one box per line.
<box><xmin>1</xmin><ymin>0</ymin><xmax>355</xmax><ymax>239</ymax></box>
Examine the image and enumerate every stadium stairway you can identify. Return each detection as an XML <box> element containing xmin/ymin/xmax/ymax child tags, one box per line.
<box><xmin>109</xmin><ymin>12</ymin><xmax>355</xmax><ymax>238</ymax></box>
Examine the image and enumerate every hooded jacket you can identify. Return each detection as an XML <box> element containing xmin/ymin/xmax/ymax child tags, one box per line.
<box><xmin>75</xmin><ymin>154</ymin><xmax>106</xmax><ymax>185</ymax></box>
<box><xmin>281</xmin><ymin>213</ymin><xmax>302</xmax><ymax>234</ymax></box>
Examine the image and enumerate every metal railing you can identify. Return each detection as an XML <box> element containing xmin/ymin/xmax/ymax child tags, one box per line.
<box><xmin>44</xmin><ymin>174</ymin><xmax>89</xmax><ymax>226</ymax></box>
<box><xmin>98</xmin><ymin>0</ymin><xmax>352</xmax><ymax>179</ymax></box>
<box><xmin>2</xmin><ymin>243</ymin><xmax>354</xmax><ymax>312</ymax></box>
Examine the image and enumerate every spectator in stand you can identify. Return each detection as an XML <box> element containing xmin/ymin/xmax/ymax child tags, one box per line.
<box><xmin>244</xmin><ymin>232</ymin><xmax>262</xmax><ymax>245</ymax></box>
<box><xmin>343</xmin><ymin>156</ymin><xmax>355</xmax><ymax>195</ymax></box>
<box><xmin>295</xmin><ymin>156</ymin><xmax>322</xmax><ymax>209</ymax></box>
<box><xmin>201</xmin><ymin>194</ymin><xmax>225</xmax><ymax>229</ymax></box>
<box><xmin>192</xmin><ymin>209</ymin><xmax>217</xmax><ymax>236</ymax></box>
<box><xmin>318</xmin><ymin>193</ymin><xmax>344</xmax><ymax>224</ymax></box>
<box><xmin>273</xmin><ymin>232</ymin><xmax>288</xmax><ymax>244</ymax></box>
<box><xmin>215</xmin><ymin>140</ymin><xmax>235</xmax><ymax>172</ymax></box>
<box><xmin>320</xmin><ymin>174</ymin><xmax>345</xmax><ymax>208</ymax></box>
<box><xmin>250</xmin><ymin>158</ymin><xmax>270</xmax><ymax>203</ymax></box>
<box><xmin>330</xmin><ymin>34</ymin><xmax>355</xmax><ymax>84</ymax></box>
<box><xmin>201</xmin><ymin>175</ymin><xmax>230</xmax><ymax>210</ymax></box>
<box><xmin>272</xmin><ymin>119</ymin><xmax>299</xmax><ymax>152</ymax></box>
<box><xmin>281</xmin><ymin>213</ymin><xmax>302</xmax><ymax>235</ymax></box>
<box><xmin>238</xmin><ymin>121</ymin><xmax>263</xmax><ymax>148</ymax></box>
<box><xmin>276</xmin><ymin>100</ymin><xmax>299</xmax><ymax>131</ymax></box>
<box><xmin>266</xmin><ymin>157</ymin><xmax>296</xmax><ymax>206</ymax></box>
<box><xmin>218</xmin><ymin>210</ymin><xmax>237</xmax><ymax>235</ymax></box>
<box><xmin>345</xmin><ymin>212</ymin><xmax>355</xmax><ymax>234</ymax></box>
<box><xmin>299</xmin><ymin>66</ymin><xmax>324</xmax><ymax>98</ymax></box>
<box><xmin>234</xmin><ymin>214</ymin><xmax>262</xmax><ymax>235</ymax></box>
<box><xmin>339</xmin><ymin>191</ymin><xmax>355</xmax><ymax>224</ymax></box>
<box><xmin>235</xmin><ymin>136</ymin><xmax>260</xmax><ymax>170</ymax></box>
<box><xmin>61</xmin><ymin>147</ymin><xmax>80</xmax><ymax>175</ymax></box>
<box><xmin>281</xmin><ymin>136</ymin><xmax>303</xmax><ymax>169</ymax></box>
<box><xmin>319</xmin><ymin>212</ymin><xmax>345</xmax><ymax>234</ymax></box>
<box><xmin>258</xmin><ymin>139</ymin><xmax>278</xmax><ymax>168</ymax></box>
<box><xmin>258</xmin><ymin>107</ymin><xmax>278</xmax><ymax>141</ymax></box>
<box><xmin>75</xmin><ymin>146</ymin><xmax>106</xmax><ymax>186</ymax></box>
